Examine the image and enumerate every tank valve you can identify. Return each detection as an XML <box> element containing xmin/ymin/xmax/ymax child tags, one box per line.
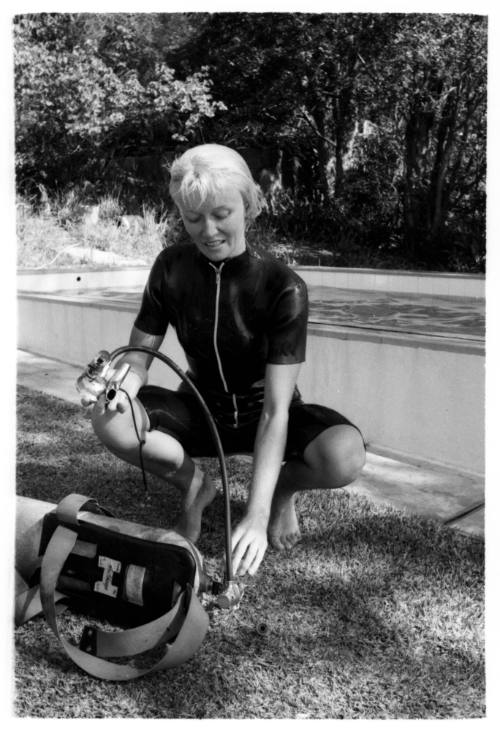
<box><xmin>215</xmin><ymin>580</ymin><xmax>243</xmax><ymax>609</ymax></box>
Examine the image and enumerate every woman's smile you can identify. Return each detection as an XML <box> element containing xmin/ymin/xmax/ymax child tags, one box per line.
<box><xmin>204</xmin><ymin>238</ymin><xmax>226</xmax><ymax>249</ymax></box>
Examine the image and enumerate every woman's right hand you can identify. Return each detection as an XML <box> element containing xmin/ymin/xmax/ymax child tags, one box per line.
<box><xmin>104</xmin><ymin>363</ymin><xmax>147</xmax><ymax>412</ymax></box>
<box><xmin>81</xmin><ymin>326</ymin><xmax>161</xmax><ymax>413</ymax></box>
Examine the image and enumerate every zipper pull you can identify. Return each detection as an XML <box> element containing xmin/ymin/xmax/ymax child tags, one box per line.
<box><xmin>209</xmin><ymin>262</ymin><xmax>224</xmax><ymax>291</ymax></box>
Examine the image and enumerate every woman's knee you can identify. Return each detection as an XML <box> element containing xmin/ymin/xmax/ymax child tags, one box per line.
<box><xmin>91</xmin><ymin>399</ymin><xmax>149</xmax><ymax>454</ymax></box>
<box><xmin>305</xmin><ymin>424</ymin><xmax>366</xmax><ymax>488</ymax></box>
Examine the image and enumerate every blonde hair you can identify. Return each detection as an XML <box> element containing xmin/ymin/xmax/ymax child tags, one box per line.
<box><xmin>169</xmin><ymin>144</ymin><xmax>263</xmax><ymax>221</ymax></box>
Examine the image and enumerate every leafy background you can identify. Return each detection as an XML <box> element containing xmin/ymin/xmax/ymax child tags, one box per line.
<box><xmin>14</xmin><ymin>12</ymin><xmax>487</xmax><ymax>272</ymax></box>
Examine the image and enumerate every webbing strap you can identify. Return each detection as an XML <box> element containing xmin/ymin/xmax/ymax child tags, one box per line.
<box><xmin>83</xmin><ymin>590</ymin><xmax>186</xmax><ymax>658</ymax></box>
<box><xmin>56</xmin><ymin>493</ymin><xmax>113</xmax><ymax>526</ymax></box>
<box><xmin>15</xmin><ymin>569</ymin><xmax>67</xmax><ymax>626</ymax></box>
<box><xmin>15</xmin><ymin>570</ymin><xmax>67</xmax><ymax>626</ymax></box>
<box><xmin>40</xmin><ymin>525</ymin><xmax>209</xmax><ymax>681</ymax></box>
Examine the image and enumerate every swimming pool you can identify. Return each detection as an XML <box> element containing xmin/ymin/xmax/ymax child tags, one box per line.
<box><xmin>48</xmin><ymin>283</ymin><xmax>483</xmax><ymax>342</ymax></box>
<box><xmin>18</xmin><ymin>267</ymin><xmax>485</xmax><ymax>474</ymax></box>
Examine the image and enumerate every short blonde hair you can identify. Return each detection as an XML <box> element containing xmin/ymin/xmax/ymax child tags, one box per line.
<box><xmin>169</xmin><ymin>144</ymin><xmax>263</xmax><ymax>221</ymax></box>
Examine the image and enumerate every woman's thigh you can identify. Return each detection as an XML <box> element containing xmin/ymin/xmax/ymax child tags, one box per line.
<box><xmin>285</xmin><ymin>402</ymin><xmax>365</xmax><ymax>461</ymax></box>
<box><xmin>139</xmin><ymin>388</ymin><xmax>366</xmax><ymax>470</ymax></box>
<box><xmin>137</xmin><ymin>385</ymin><xmax>259</xmax><ymax>458</ymax></box>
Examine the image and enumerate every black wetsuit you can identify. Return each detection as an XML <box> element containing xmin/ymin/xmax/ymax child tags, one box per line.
<box><xmin>134</xmin><ymin>242</ymin><xmax>358</xmax><ymax>459</ymax></box>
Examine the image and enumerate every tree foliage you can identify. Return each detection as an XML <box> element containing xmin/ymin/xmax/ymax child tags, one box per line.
<box><xmin>14</xmin><ymin>12</ymin><xmax>487</xmax><ymax>271</ymax></box>
<box><xmin>14</xmin><ymin>13</ymin><xmax>226</xmax><ymax>192</ymax></box>
<box><xmin>174</xmin><ymin>12</ymin><xmax>486</xmax><ymax>270</ymax></box>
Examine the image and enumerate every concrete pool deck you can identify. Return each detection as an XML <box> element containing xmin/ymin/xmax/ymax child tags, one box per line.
<box><xmin>17</xmin><ymin>348</ymin><xmax>484</xmax><ymax>540</ymax></box>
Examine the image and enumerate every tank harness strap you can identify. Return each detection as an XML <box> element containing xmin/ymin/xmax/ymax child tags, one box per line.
<box><xmin>56</xmin><ymin>493</ymin><xmax>114</xmax><ymax>525</ymax></box>
<box><xmin>15</xmin><ymin>493</ymin><xmax>114</xmax><ymax>626</ymax></box>
<box><xmin>14</xmin><ymin>569</ymin><xmax>66</xmax><ymax>627</ymax></box>
<box><xmin>39</xmin><ymin>524</ymin><xmax>208</xmax><ymax>681</ymax></box>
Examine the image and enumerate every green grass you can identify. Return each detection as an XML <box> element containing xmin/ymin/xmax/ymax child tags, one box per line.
<box><xmin>15</xmin><ymin>386</ymin><xmax>485</xmax><ymax>719</ymax></box>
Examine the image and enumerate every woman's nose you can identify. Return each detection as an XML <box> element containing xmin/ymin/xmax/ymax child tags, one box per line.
<box><xmin>201</xmin><ymin>216</ymin><xmax>218</xmax><ymax>236</ymax></box>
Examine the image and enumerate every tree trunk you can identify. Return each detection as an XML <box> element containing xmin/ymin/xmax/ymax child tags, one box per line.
<box><xmin>311</xmin><ymin>104</ymin><xmax>332</xmax><ymax>204</ymax></box>
<box><xmin>429</xmin><ymin>90</ymin><xmax>458</xmax><ymax>241</ymax></box>
<box><xmin>402</xmin><ymin>109</ymin><xmax>434</xmax><ymax>259</ymax></box>
<box><xmin>334</xmin><ymin>84</ymin><xmax>354</xmax><ymax>199</ymax></box>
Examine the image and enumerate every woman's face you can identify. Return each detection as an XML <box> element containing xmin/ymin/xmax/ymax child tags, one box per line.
<box><xmin>177</xmin><ymin>183</ymin><xmax>246</xmax><ymax>262</ymax></box>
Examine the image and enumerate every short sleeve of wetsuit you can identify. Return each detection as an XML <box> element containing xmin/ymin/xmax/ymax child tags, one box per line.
<box><xmin>266</xmin><ymin>275</ymin><xmax>308</xmax><ymax>364</ymax></box>
<box><xmin>133</xmin><ymin>254</ymin><xmax>169</xmax><ymax>336</ymax></box>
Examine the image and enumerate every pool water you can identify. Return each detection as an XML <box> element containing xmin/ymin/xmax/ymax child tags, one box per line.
<box><xmin>307</xmin><ymin>287</ymin><xmax>484</xmax><ymax>342</ymax></box>
<box><xmin>54</xmin><ymin>284</ymin><xmax>485</xmax><ymax>342</ymax></box>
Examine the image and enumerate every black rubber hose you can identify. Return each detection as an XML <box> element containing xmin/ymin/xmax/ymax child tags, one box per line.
<box><xmin>109</xmin><ymin>345</ymin><xmax>234</xmax><ymax>583</ymax></box>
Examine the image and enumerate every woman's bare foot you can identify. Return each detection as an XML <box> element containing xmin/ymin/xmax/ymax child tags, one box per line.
<box><xmin>174</xmin><ymin>467</ymin><xmax>217</xmax><ymax>544</ymax></box>
<box><xmin>268</xmin><ymin>490</ymin><xmax>301</xmax><ymax>551</ymax></box>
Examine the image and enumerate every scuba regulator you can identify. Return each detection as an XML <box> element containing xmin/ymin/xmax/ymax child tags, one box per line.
<box><xmin>76</xmin><ymin>345</ymin><xmax>242</xmax><ymax>609</ymax></box>
<box><xmin>76</xmin><ymin>349</ymin><xmax>131</xmax><ymax>406</ymax></box>
<box><xmin>15</xmin><ymin>346</ymin><xmax>245</xmax><ymax>682</ymax></box>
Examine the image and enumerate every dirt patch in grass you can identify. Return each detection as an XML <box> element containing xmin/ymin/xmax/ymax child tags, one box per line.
<box><xmin>14</xmin><ymin>387</ymin><xmax>485</xmax><ymax>719</ymax></box>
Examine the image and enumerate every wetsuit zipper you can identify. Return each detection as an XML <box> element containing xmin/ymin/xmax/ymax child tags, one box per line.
<box><xmin>210</xmin><ymin>262</ymin><xmax>239</xmax><ymax>429</ymax></box>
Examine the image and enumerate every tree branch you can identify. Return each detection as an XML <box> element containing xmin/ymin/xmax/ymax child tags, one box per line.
<box><xmin>297</xmin><ymin>107</ymin><xmax>336</xmax><ymax>147</ymax></box>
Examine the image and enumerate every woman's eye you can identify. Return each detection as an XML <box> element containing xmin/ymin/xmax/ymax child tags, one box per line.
<box><xmin>186</xmin><ymin>215</ymin><xmax>201</xmax><ymax>224</ymax></box>
<box><xmin>214</xmin><ymin>210</ymin><xmax>230</xmax><ymax>220</ymax></box>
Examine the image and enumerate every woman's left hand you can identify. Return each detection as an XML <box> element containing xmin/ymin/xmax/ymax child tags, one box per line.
<box><xmin>231</xmin><ymin>513</ymin><xmax>268</xmax><ymax>576</ymax></box>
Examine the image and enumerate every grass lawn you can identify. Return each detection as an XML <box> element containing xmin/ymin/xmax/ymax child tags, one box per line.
<box><xmin>14</xmin><ymin>386</ymin><xmax>485</xmax><ymax>719</ymax></box>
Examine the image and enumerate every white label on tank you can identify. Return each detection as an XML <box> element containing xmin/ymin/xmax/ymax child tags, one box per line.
<box><xmin>94</xmin><ymin>555</ymin><xmax>121</xmax><ymax>598</ymax></box>
<box><xmin>124</xmin><ymin>564</ymin><xmax>146</xmax><ymax>606</ymax></box>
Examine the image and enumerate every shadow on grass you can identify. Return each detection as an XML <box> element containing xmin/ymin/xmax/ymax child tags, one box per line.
<box><xmin>14</xmin><ymin>387</ymin><xmax>485</xmax><ymax>719</ymax></box>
